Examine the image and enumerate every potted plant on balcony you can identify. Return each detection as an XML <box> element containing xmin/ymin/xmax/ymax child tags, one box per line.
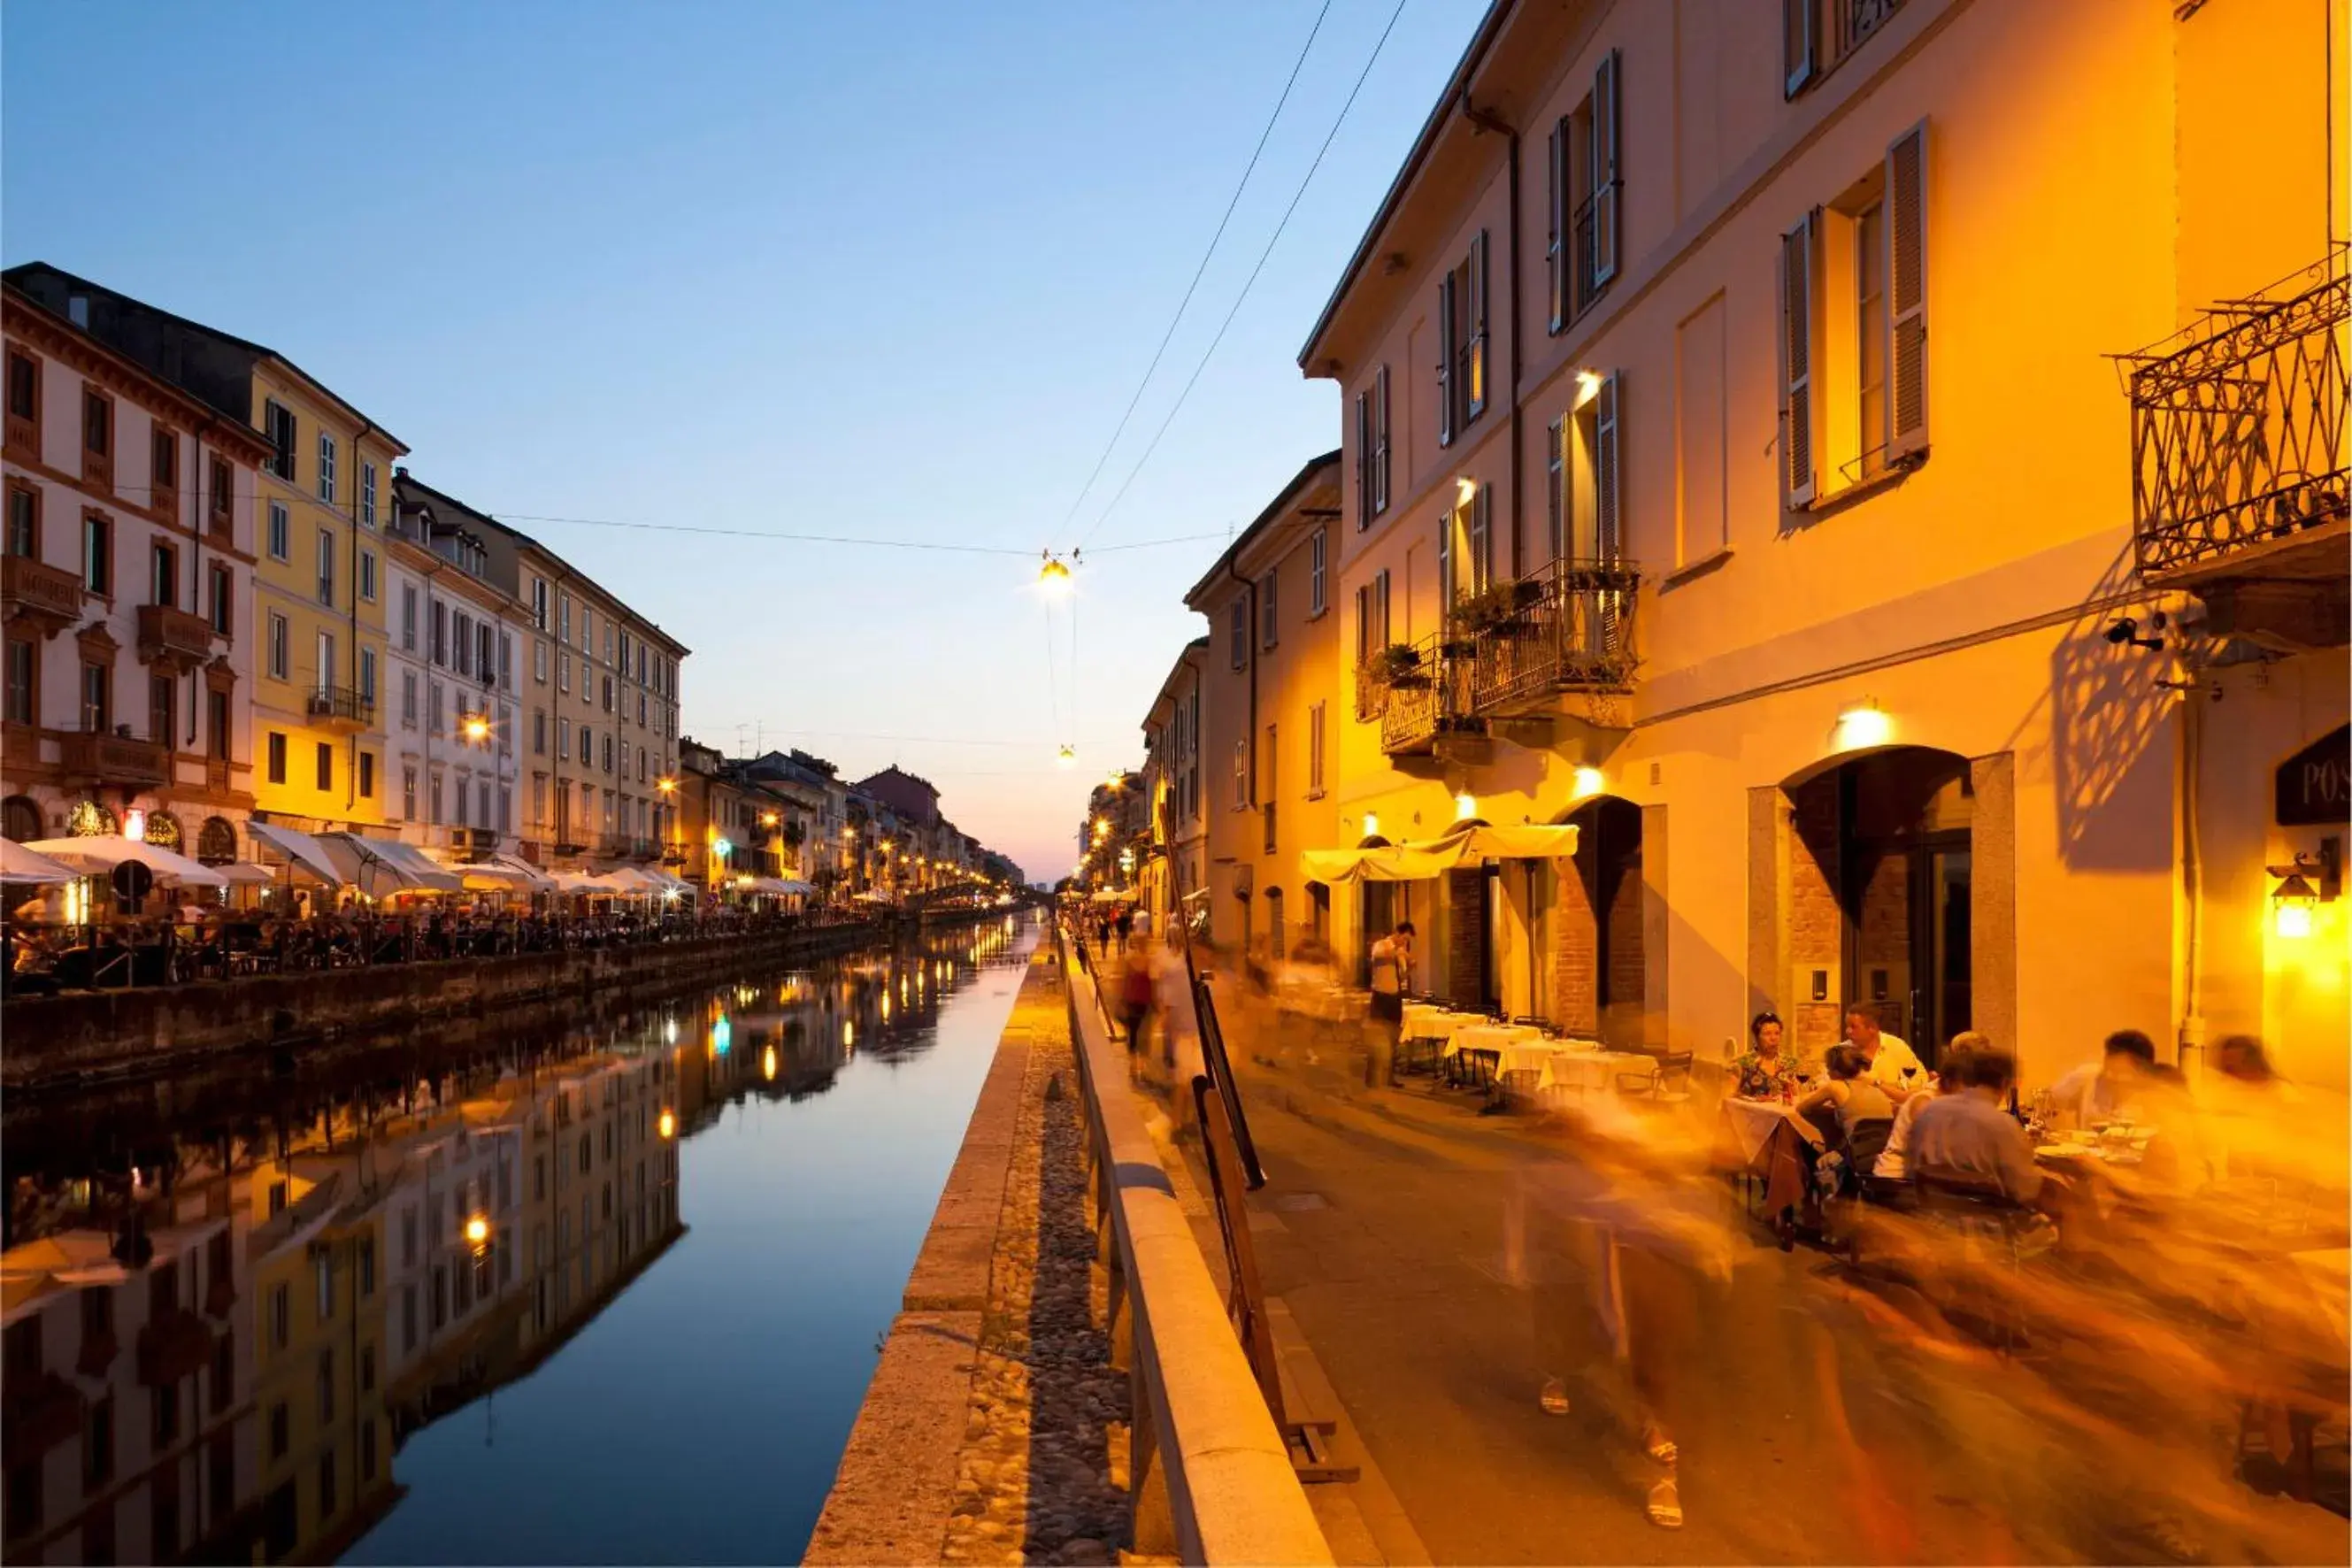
<box><xmin>1449</xmin><ymin>583</ymin><xmax>1529</xmax><ymax>641</ymax></box>
<box><xmin>1377</xmin><ymin>643</ymin><xmax>1429</xmax><ymax>688</ymax></box>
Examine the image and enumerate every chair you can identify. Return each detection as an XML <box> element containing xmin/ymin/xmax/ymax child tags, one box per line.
<box><xmin>1652</xmin><ymin>1051</ymin><xmax>1695</xmax><ymax>1104</ymax></box>
<box><xmin>1843</xmin><ymin>1118</ymin><xmax>1896</xmax><ymax>1190</ymax></box>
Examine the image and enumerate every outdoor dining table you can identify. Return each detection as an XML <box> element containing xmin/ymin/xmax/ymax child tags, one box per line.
<box><xmin>1536</xmin><ymin>1045</ymin><xmax>1657</xmax><ymax>1099</ymax></box>
<box><xmin>1400</xmin><ymin>1006</ymin><xmax>1486</xmax><ymax>1077</ymax></box>
<box><xmin>1716</xmin><ymin>1095</ymin><xmax>1825</xmax><ymax>1217</ymax></box>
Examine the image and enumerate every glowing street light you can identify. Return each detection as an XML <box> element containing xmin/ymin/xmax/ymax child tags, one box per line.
<box><xmin>462</xmin><ymin>713</ymin><xmax>491</xmax><ymax>743</ymax></box>
<box><xmin>464</xmin><ymin>1214</ymin><xmax>490</xmax><ymax>1248</ymax></box>
<box><xmin>657</xmin><ymin>1108</ymin><xmax>677</xmax><ymax>1139</ymax></box>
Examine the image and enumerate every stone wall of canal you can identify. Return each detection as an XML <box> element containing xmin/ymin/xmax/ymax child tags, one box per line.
<box><xmin>2</xmin><ymin>912</ymin><xmax>1008</xmax><ymax>1087</ymax></box>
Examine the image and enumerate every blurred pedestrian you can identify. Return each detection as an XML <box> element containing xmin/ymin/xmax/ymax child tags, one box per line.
<box><xmin>1365</xmin><ymin>919</ymin><xmax>1414</xmax><ymax>1087</ymax></box>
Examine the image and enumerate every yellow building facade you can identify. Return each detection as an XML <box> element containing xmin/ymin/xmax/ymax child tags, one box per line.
<box><xmin>248</xmin><ymin>362</ymin><xmax>405</xmax><ymax>833</ymax></box>
<box><xmin>1289</xmin><ymin>0</ymin><xmax>2346</xmax><ymax>1085</ymax></box>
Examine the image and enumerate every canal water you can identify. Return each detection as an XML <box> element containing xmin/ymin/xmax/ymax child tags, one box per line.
<box><xmin>1</xmin><ymin>914</ymin><xmax>1040</xmax><ymax>1565</ymax></box>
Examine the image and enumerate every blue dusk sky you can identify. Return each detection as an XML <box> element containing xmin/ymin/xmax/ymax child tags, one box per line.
<box><xmin>2</xmin><ymin>0</ymin><xmax>1487</xmax><ymax>880</ymax></box>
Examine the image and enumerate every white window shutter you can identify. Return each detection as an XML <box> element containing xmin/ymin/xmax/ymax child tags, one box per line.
<box><xmin>1468</xmin><ymin>485</ymin><xmax>1490</xmax><ymax>590</ymax></box>
<box><xmin>1594</xmin><ymin>50</ymin><xmax>1621</xmax><ymax>288</ymax></box>
<box><xmin>1468</xmin><ymin>231</ymin><xmax>1488</xmax><ymax>418</ymax></box>
<box><xmin>1783</xmin><ymin>0</ymin><xmax>1816</xmax><ymax>97</ymax></box>
<box><xmin>1547</xmin><ymin>416</ymin><xmax>1567</xmax><ymax>564</ymax></box>
<box><xmin>1779</xmin><ymin>211</ymin><xmax>1820</xmax><ymax>509</ymax></box>
<box><xmin>1436</xmin><ymin>508</ymin><xmax>1453</xmax><ymax>609</ymax></box>
<box><xmin>1886</xmin><ymin>120</ymin><xmax>1930</xmax><ymax>461</ymax></box>
<box><xmin>1595</xmin><ymin>373</ymin><xmax>1621</xmax><ymax>559</ymax></box>
<box><xmin>1436</xmin><ymin>273</ymin><xmax>1456</xmax><ymax>448</ymax></box>
<box><xmin>1354</xmin><ymin>389</ymin><xmax>1372</xmax><ymax>529</ymax></box>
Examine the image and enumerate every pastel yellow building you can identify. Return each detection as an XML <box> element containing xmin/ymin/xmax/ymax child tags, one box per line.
<box><xmin>1</xmin><ymin>266</ymin><xmax>407</xmax><ymax>847</ymax></box>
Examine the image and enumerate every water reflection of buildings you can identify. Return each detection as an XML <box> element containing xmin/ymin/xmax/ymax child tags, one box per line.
<box><xmin>1</xmin><ymin>919</ymin><xmax>1018</xmax><ymax>1564</ymax></box>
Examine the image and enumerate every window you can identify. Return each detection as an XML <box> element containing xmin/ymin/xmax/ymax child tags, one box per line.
<box><xmin>429</xmin><ymin>771</ymin><xmax>443</xmax><ymax>825</ymax></box>
<box><xmin>149</xmin><ymin>673</ymin><xmax>176</xmax><ymax>749</ymax></box>
<box><xmin>403</xmin><ymin>765</ymin><xmax>418</xmax><ymax>819</ymax></box>
<box><xmin>431</xmin><ymin>599</ymin><xmax>447</xmax><ymax>665</ymax></box>
<box><xmin>1784</xmin><ymin>0</ymin><xmax>1906</xmax><ymax>97</ymax></box>
<box><xmin>81</xmin><ymin>511</ymin><xmax>111</xmax><ymax>594</ymax></box>
<box><xmin>83</xmin><ymin>388</ymin><xmax>111</xmax><ymax>461</ymax></box>
<box><xmin>316</xmin><ymin>527</ymin><xmax>335</xmax><ymax>607</ymax></box>
<box><xmin>150</xmin><ymin>540</ymin><xmax>176</xmax><ymax>607</ymax></box>
<box><xmin>534</xmin><ymin>640</ymin><xmax>548</xmax><ymax>683</ymax></box>
<box><xmin>559</xmin><ymin>650</ymin><xmax>571</xmax><ymax>694</ymax></box>
<box><xmin>1309</xmin><ymin>529</ymin><xmax>1327</xmax><ymax>616</ymax></box>
<box><xmin>429</xmin><ymin>680</ymin><xmax>443</xmax><ymax>733</ymax></box>
<box><xmin>4</xmin><ymin>349</ymin><xmax>35</xmax><ymax>432</ymax></box>
<box><xmin>315</xmin><ymin>742</ymin><xmax>333</xmax><ymax>791</ymax></box>
<box><xmin>1227</xmin><ymin>598</ymin><xmax>1246</xmax><ymax>670</ymax></box>
<box><xmin>208</xmin><ymin>688</ymin><xmax>229</xmax><ymax>757</ymax></box>
<box><xmin>402</xmin><ymin>670</ymin><xmax>418</xmax><ymax>727</ymax></box>
<box><xmin>208</xmin><ymin>455</ymin><xmax>232</xmax><ymax>533</ymax></box>
<box><xmin>1779</xmin><ymin>120</ymin><xmax>1928</xmax><ymax>507</ymax></box>
<box><xmin>1553</xmin><ymin>373</ymin><xmax>1623</xmax><ymax>562</ymax></box>
<box><xmin>270</xmin><ymin>1281</ymin><xmax>290</xmax><ymax>1348</ymax></box>
<box><xmin>80</xmin><ymin>660</ymin><xmax>109</xmax><ymax>732</ymax></box>
<box><xmin>1437</xmin><ymin>233</ymin><xmax>1488</xmax><ymax>444</ymax></box>
<box><xmin>402</xmin><ymin>584</ymin><xmax>418</xmax><ymax>650</ymax></box>
<box><xmin>558</xmin><ymin>592</ymin><xmax>571</xmax><ymax>644</ymax></box>
<box><xmin>4</xmin><ymin>639</ymin><xmax>33</xmax><ymax>726</ymax></box>
<box><xmin>558</xmin><ymin>716</ymin><xmax>572</xmax><ymax>762</ymax></box>
<box><xmin>5</xmin><ymin>484</ymin><xmax>35</xmax><ymax>556</ymax></box>
<box><xmin>264</xmin><ymin>400</ymin><xmax>296</xmax><ymax>480</ymax></box>
<box><xmin>1353</xmin><ymin>568</ymin><xmax>1393</xmax><ymax>668</ymax></box>
<box><xmin>1260</xmin><ymin>569</ymin><xmax>1278</xmax><ymax>649</ymax></box>
<box><xmin>208</xmin><ymin>564</ymin><xmax>232</xmax><ymax>636</ymax></box>
<box><xmin>359</xmin><ymin>549</ymin><xmax>377</xmax><ymax>602</ymax></box>
<box><xmin>359</xmin><ymin>750</ymin><xmax>374</xmax><ymax>798</ymax></box>
<box><xmin>358</xmin><ymin>648</ymin><xmax>376</xmax><ymax>703</ymax></box>
<box><xmin>267</xmin><ymin>732</ymin><xmax>288</xmax><ymax>783</ymax></box>
<box><xmin>1309</xmin><ymin>701</ymin><xmax>1326</xmax><ymax>795</ymax></box>
<box><xmin>316</xmin><ymin>630</ymin><xmax>335</xmax><ymax>696</ymax></box>
<box><xmin>267</xmin><ymin>611</ymin><xmax>288</xmax><ymax>680</ymax></box>
<box><xmin>1549</xmin><ymin>51</ymin><xmax>1621</xmax><ymax>330</ymax></box>
<box><xmin>360</xmin><ymin>461</ymin><xmax>377</xmax><ymax>527</ymax></box>
<box><xmin>1232</xmin><ymin>739</ymin><xmax>1248</xmax><ymax>811</ymax></box>
<box><xmin>532</xmin><ymin>578</ymin><xmax>549</xmax><ymax>629</ymax></box>
<box><xmin>601</xmin><ymin>673</ymin><xmax>613</xmax><ymax>712</ymax></box>
<box><xmin>267</xmin><ymin>501</ymin><xmax>288</xmax><ymax>560</ymax></box>
<box><xmin>152</xmin><ymin>427</ymin><xmax>178</xmax><ymax>502</ymax></box>
<box><xmin>534</xmin><ymin>709</ymin><xmax>546</xmax><ymax>754</ymax></box>
<box><xmin>601</xmin><ymin>732</ymin><xmax>614</xmax><ymax>773</ymax></box>
<box><xmin>316</xmin><ymin>433</ymin><xmax>337</xmax><ymax>504</ymax></box>
<box><xmin>1439</xmin><ymin>482</ymin><xmax>1495</xmax><ymax>605</ymax></box>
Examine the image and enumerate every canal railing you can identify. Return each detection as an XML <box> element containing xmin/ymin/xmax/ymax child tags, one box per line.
<box><xmin>1057</xmin><ymin>931</ymin><xmax>1334</xmax><ymax>1566</ymax></box>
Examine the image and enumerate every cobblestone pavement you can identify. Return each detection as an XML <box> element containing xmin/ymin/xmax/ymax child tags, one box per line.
<box><xmin>941</xmin><ymin>987</ymin><xmax>1135</xmax><ymax>1565</ymax></box>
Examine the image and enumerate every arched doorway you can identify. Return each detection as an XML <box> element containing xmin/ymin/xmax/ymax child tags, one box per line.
<box><xmin>1782</xmin><ymin>747</ymin><xmax>1973</xmax><ymax>1062</ymax></box>
<box><xmin>2</xmin><ymin>795</ymin><xmax>42</xmax><ymax>842</ymax></box>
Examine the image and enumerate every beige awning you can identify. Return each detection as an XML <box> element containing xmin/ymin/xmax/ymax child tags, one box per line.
<box><xmin>1297</xmin><ymin>822</ymin><xmax>1578</xmax><ymax>885</ymax></box>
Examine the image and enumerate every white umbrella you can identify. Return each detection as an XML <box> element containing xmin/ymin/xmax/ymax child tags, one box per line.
<box><xmin>244</xmin><ymin>821</ymin><xmax>345</xmax><ymax>886</ymax></box>
<box><xmin>23</xmin><ymin>836</ymin><xmax>229</xmax><ymax>888</ymax></box>
<box><xmin>0</xmin><ymin>837</ymin><xmax>78</xmax><ymax>885</ymax></box>
<box><xmin>316</xmin><ymin>834</ymin><xmax>463</xmax><ymax>896</ymax></box>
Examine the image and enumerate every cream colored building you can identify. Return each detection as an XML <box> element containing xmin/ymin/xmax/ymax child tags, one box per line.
<box><xmin>1185</xmin><ymin>453</ymin><xmax>1346</xmax><ymax>958</ymax></box>
<box><xmin>1293</xmin><ymin>0</ymin><xmax>2346</xmax><ymax>1082</ymax></box>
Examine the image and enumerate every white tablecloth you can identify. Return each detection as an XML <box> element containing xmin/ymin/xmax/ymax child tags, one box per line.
<box><xmin>1403</xmin><ymin>1008</ymin><xmax>1487</xmax><ymax>1043</ymax></box>
<box><xmin>1446</xmin><ymin>1022</ymin><xmax>1542</xmax><ymax>1060</ymax></box>
<box><xmin>1539</xmin><ymin>1048</ymin><xmax>1658</xmax><ymax>1095</ymax></box>
<box><xmin>1718</xmin><ymin>1096</ymin><xmax>1825</xmax><ymax>1164</ymax></box>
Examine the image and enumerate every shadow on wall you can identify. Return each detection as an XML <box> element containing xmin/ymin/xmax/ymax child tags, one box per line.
<box><xmin>2048</xmin><ymin>545</ymin><xmax>2175</xmax><ymax>872</ymax></box>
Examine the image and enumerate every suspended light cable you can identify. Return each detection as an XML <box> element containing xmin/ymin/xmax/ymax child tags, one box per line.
<box><xmin>1076</xmin><ymin>0</ymin><xmax>1412</xmax><ymax>551</ymax></box>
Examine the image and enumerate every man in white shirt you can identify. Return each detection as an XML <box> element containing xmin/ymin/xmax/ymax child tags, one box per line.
<box><xmin>1845</xmin><ymin>1003</ymin><xmax>1925</xmax><ymax>1103</ymax></box>
<box><xmin>2048</xmin><ymin>1029</ymin><xmax>2156</xmax><ymax>1127</ymax></box>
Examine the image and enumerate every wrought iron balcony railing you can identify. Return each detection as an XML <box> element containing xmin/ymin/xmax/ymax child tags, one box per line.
<box><xmin>2121</xmin><ymin>246</ymin><xmax>2349</xmax><ymax>578</ymax></box>
<box><xmin>1464</xmin><ymin>558</ymin><xmax>1641</xmax><ymax>718</ymax></box>
<box><xmin>1375</xmin><ymin>633</ymin><xmax>1474</xmax><ymax>757</ymax></box>
<box><xmin>305</xmin><ymin>684</ymin><xmax>374</xmax><ymax>730</ymax></box>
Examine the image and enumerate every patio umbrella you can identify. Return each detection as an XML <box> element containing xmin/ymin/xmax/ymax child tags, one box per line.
<box><xmin>23</xmin><ymin>836</ymin><xmax>230</xmax><ymax>888</ymax></box>
<box><xmin>244</xmin><ymin>822</ymin><xmax>345</xmax><ymax>886</ymax></box>
<box><xmin>315</xmin><ymin>833</ymin><xmax>463</xmax><ymax>896</ymax></box>
<box><xmin>0</xmin><ymin>837</ymin><xmax>79</xmax><ymax>885</ymax></box>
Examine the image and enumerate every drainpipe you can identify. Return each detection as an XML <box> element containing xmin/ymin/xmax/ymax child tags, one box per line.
<box><xmin>2178</xmin><ymin>677</ymin><xmax>2206</xmax><ymax>1078</ymax></box>
<box><xmin>1462</xmin><ymin>94</ymin><xmax>1524</xmax><ymax>577</ymax></box>
<box><xmin>346</xmin><ymin>419</ymin><xmax>375</xmax><ymax>819</ymax></box>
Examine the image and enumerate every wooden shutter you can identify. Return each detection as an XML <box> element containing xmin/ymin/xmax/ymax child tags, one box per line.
<box><xmin>1547</xmin><ymin>417</ymin><xmax>1566</xmax><ymax>564</ymax></box>
<box><xmin>1467</xmin><ymin>233</ymin><xmax>1489</xmax><ymax>418</ymax></box>
<box><xmin>1376</xmin><ymin>569</ymin><xmax>1391</xmax><ymax>647</ymax></box>
<box><xmin>1886</xmin><ymin>120</ymin><xmax>1930</xmax><ymax>460</ymax></box>
<box><xmin>1779</xmin><ymin>211</ymin><xmax>1820</xmax><ymax>509</ymax></box>
<box><xmin>1355</xmin><ymin>584</ymin><xmax>1371</xmax><ymax>665</ymax></box>
<box><xmin>1783</xmin><ymin>0</ymin><xmax>1816</xmax><ymax>97</ymax></box>
<box><xmin>1595</xmin><ymin>373</ymin><xmax>1621</xmax><ymax>559</ymax></box>
<box><xmin>1436</xmin><ymin>273</ymin><xmax>1457</xmax><ymax>448</ymax></box>
<box><xmin>1437</xmin><ymin>507</ymin><xmax>1454</xmax><ymax>611</ymax></box>
<box><xmin>1594</xmin><ymin>51</ymin><xmax>1621</xmax><ymax>288</ymax></box>
<box><xmin>1374</xmin><ymin>365</ymin><xmax>1391</xmax><ymax>512</ymax></box>
<box><xmin>1547</xmin><ymin>119</ymin><xmax>1567</xmax><ymax>332</ymax></box>
<box><xmin>1354</xmin><ymin>389</ymin><xmax>1372</xmax><ymax>529</ymax></box>
<box><xmin>1468</xmin><ymin>486</ymin><xmax>1491</xmax><ymax>590</ymax></box>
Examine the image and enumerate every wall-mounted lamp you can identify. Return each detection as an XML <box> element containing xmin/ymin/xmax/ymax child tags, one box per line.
<box><xmin>1834</xmin><ymin>701</ymin><xmax>1894</xmax><ymax>750</ymax></box>
<box><xmin>1361</xmin><ymin>811</ymin><xmax>1380</xmax><ymax>841</ymax></box>
<box><xmin>1574</xmin><ymin>369</ymin><xmax>1604</xmax><ymax>408</ymax></box>
<box><xmin>2268</xmin><ymin>836</ymin><xmax>2341</xmax><ymax>939</ymax></box>
<box><xmin>2103</xmin><ymin>611</ymin><xmax>2167</xmax><ymax>652</ymax></box>
<box><xmin>1455</xmin><ymin>791</ymin><xmax>1479</xmax><ymax>822</ymax></box>
<box><xmin>1570</xmin><ymin>765</ymin><xmax>1606</xmax><ymax>800</ymax></box>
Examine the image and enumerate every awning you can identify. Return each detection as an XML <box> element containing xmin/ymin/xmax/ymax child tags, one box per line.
<box><xmin>0</xmin><ymin>838</ymin><xmax>79</xmax><ymax>885</ymax></box>
<box><xmin>316</xmin><ymin>834</ymin><xmax>464</xmax><ymax>895</ymax></box>
<box><xmin>215</xmin><ymin>862</ymin><xmax>274</xmax><ymax>886</ymax></box>
<box><xmin>245</xmin><ymin>822</ymin><xmax>346</xmax><ymax>887</ymax></box>
<box><xmin>1088</xmin><ymin>888</ymin><xmax>1139</xmax><ymax>904</ymax></box>
<box><xmin>774</xmin><ymin>879</ymin><xmax>814</xmax><ymax>895</ymax></box>
<box><xmin>551</xmin><ymin>870</ymin><xmax>612</xmax><ymax>894</ymax></box>
<box><xmin>1296</xmin><ymin>821</ymin><xmax>1579</xmax><ymax>886</ymax></box>
<box><xmin>23</xmin><ymin>836</ymin><xmax>229</xmax><ymax>888</ymax></box>
<box><xmin>432</xmin><ymin>852</ymin><xmax>555</xmax><ymax>894</ymax></box>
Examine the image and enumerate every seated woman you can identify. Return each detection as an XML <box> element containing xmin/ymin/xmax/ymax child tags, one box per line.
<box><xmin>1733</xmin><ymin>1011</ymin><xmax>1799</xmax><ymax>1100</ymax></box>
<box><xmin>1796</xmin><ymin>1044</ymin><xmax>1895</xmax><ymax>1156</ymax></box>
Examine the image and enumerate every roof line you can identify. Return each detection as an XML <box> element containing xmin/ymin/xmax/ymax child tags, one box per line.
<box><xmin>2</xmin><ymin>261</ymin><xmax>411</xmax><ymax>452</ymax></box>
<box><xmin>1295</xmin><ymin>0</ymin><xmax>1512</xmax><ymax>372</ymax></box>
<box><xmin>3</xmin><ymin>287</ymin><xmax>277</xmax><ymax>465</ymax></box>
<box><xmin>1183</xmin><ymin>449</ymin><xmax>1344</xmax><ymax>606</ymax></box>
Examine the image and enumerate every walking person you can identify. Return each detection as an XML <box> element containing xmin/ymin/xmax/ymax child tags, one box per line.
<box><xmin>1365</xmin><ymin>919</ymin><xmax>1415</xmax><ymax>1088</ymax></box>
<box><xmin>1114</xmin><ymin>902</ymin><xmax>1134</xmax><ymax>954</ymax></box>
<box><xmin>1118</xmin><ymin>919</ymin><xmax>1157</xmax><ymax>1059</ymax></box>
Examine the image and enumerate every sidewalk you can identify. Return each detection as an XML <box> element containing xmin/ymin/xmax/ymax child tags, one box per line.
<box><xmin>1167</xmin><ymin>978</ymin><xmax>2346</xmax><ymax>1566</ymax></box>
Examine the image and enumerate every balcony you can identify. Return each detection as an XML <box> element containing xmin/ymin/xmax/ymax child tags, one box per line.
<box><xmin>1370</xmin><ymin>634</ymin><xmax>1477</xmax><ymax>760</ymax></box>
<box><xmin>2121</xmin><ymin>246</ymin><xmax>2348</xmax><ymax>650</ymax></box>
<box><xmin>136</xmin><ymin>602</ymin><xmax>216</xmax><ymax>672</ymax></box>
<box><xmin>3</xmin><ymin>553</ymin><xmax>84</xmax><ymax>634</ymax></box>
<box><xmin>59</xmin><ymin>728</ymin><xmax>169</xmax><ymax>787</ymax></box>
<box><xmin>306</xmin><ymin>684</ymin><xmax>374</xmax><ymax>731</ymax></box>
<box><xmin>1463</xmin><ymin>559</ymin><xmax>1641</xmax><ymax>720</ymax></box>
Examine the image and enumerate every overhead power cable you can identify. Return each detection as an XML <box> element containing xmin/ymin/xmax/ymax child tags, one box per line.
<box><xmin>1048</xmin><ymin>0</ymin><xmax>1335</xmax><ymax>541</ymax></box>
<box><xmin>1076</xmin><ymin>0</ymin><xmax>1412</xmax><ymax>551</ymax></box>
